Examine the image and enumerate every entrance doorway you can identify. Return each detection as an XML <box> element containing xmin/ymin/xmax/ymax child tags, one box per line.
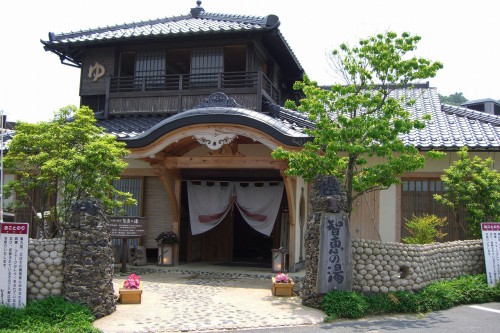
<box><xmin>179</xmin><ymin>179</ymin><xmax>284</xmax><ymax>266</ymax></box>
<box><xmin>232</xmin><ymin>208</ymin><xmax>274</xmax><ymax>265</ymax></box>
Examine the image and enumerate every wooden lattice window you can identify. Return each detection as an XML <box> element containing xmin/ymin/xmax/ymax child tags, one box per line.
<box><xmin>401</xmin><ymin>179</ymin><xmax>467</xmax><ymax>241</ymax></box>
<box><xmin>190</xmin><ymin>48</ymin><xmax>223</xmax><ymax>87</ymax></box>
<box><xmin>112</xmin><ymin>178</ymin><xmax>143</xmax><ymax>216</ymax></box>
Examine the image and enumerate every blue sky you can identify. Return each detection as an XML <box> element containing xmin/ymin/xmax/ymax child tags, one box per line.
<box><xmin>1</xmin><ymin>0</ymin><xmax>498</xmax><ymax>123</ymax></box>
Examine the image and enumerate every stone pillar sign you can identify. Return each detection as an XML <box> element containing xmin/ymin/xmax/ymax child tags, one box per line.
<box><xmin>317</xmin><ymin>212</ymin><xmax>352</xmax><ymax>293</ymax></box>
<box><xmin>302</xmin><ymin>175</ymin><xmax>352</xmax><ymax>308</ymax></box>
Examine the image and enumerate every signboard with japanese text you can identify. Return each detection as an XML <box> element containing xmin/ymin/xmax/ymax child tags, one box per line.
<box><xmin>108</xmin><ymin>216</ymin><xmax>147</xmax><ymax>239</ymax></box>
<box><xmin>317</xmin><ymin>213</ymin><xmax>353</xmax><ymax>293</ymax></box>
<box><xmin>481</xmin><ymin>222</ymin><xmax>500</xmax><ymax>287</ymax></box>
<box><xmin>0</xmin><ymin>222</ymin><xmax>29</xmax><ymax>308</ymax></box>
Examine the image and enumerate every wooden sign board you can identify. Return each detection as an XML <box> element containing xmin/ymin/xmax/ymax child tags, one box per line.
<box><xmin>317</xmin><ymin>213</ymin><xmax>353</xmax><ymax>293</ymax></box>
<box><xmin>108</xmin><ymin>216</ymin><xmax>147</xmax><ymax>239</ymax></box>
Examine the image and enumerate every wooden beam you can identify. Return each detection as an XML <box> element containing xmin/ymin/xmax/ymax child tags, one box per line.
<box><xmin>164</xmin><ymin>156</ymin><xmax>288</xmax><ymax>169</ymax></box>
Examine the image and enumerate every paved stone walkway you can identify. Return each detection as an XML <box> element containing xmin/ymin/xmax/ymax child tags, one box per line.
<box><xmin>93</xmin><ymin>268</ymin><xmax>325</xmax><ymax>333</ymax></box>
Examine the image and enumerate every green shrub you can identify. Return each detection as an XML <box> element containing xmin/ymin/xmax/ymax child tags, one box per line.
<box><xmin>321</xmin><ymin>291</ymin><xmax>368</xmax><ymax>319</ymax></box>
<box><xmin>321</xmin><ymin>274</ymin><xmax>500</xmax><ymax>321</ymax></box>
<box><xmin>416</xmin><ymin>281</ymin><xmax>457</xmax><ymax>312</ymax></box>
<box><xmin>389</xmin><ymin>291</ymin><xmax>420</xmax><ymax>313</ymax></box>
<box><xmin>402</xmin><ymin>214</ymin><xmax>447</xmax><ymax>244</ymax></box>
<box><xmin>0</xmin><ymin>296</ymin><xmax>98</xmax><ymax>333</ymax></box>
<box><xmin>365</xmin><ymin>293</ymin><xmax>398</xmax><ymax>315</ymax></box>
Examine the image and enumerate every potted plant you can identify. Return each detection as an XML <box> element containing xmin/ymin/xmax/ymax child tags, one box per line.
<box><xmin>272</xmin><ymin>272</ymin><xmax>295</xmax><ymax>296</ymax></box>
<box><xmin>156</xmin><ymin>231</ymin><xmax>179</xmax><ymax>266</ymax></box>
<box><xmin>119</xmin><ymin>273</ymin><xmax>142</xmax><ymax>304</ymax></box>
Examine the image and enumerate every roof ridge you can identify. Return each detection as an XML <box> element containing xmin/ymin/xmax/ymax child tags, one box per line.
<box><xmin>443</xmin><ymin>104</ymin><xmax>500</xmax><ymax>126</ymax></box>
<box><xmin>46</xmin><ymin>11</ymin><xmax>276</xmax><ymax>43</ymax></box>
<box><xmin>47</xmin><ymin>14</ymin><xmax>193</xmax><ymax>42</ymax></box>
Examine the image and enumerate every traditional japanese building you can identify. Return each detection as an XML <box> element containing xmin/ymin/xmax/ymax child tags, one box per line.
<box><xmin>40</xmin><ymin>2</ymin><xmax>500</xmax><ymax>270</ymax></box>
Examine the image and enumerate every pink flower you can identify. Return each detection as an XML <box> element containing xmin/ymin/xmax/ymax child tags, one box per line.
<box><xmin>275</xmin><ymin>272</ymin><xmax>290</xmax><ymax>283</ymax></box>
<box><xmin>123</xmin><ymin>273</ymin><xmax>141</xmax><ymax>289</ymax></box>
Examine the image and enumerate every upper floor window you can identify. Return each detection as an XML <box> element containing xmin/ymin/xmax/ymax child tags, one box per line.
<box><xmin>190</xmin><ymin>48</ymin><xmax>223</xmax><ymax>87</ymax></box>
<box><xmin>117</xmin><ymin>46</ymin><xmax>247</xmax><ymax>90</ymax></box>
<box><xmin>120</xmin><ymin>51</ymin><xmax>166</xmax><ymax>77</ymax></box>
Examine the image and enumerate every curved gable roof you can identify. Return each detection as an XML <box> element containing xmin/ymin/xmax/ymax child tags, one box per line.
<box><xmin>97</xmin><ymin>106</ymin><xmax>311</xmax><ymax>149</ymax></box>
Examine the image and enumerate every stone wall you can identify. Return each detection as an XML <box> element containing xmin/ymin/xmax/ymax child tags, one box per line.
<box><xmin>352</xmin><ymin>238</ymin><xmax>484</xmax><ymax>293</ymax></box>
<box><xmin>27</xmin><ymin>238</ymin><xmax>65</xmax><ymax>301</ymax></box>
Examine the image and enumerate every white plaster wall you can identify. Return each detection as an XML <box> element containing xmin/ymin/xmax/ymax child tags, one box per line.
<box><xmin>379</xmin><ymin>185</ymin><xmax>397</xmax><ymax>242</ymax></box>
<box><xmin>418</xmin><ymin>151</ymin><xmax>498</xmax><ymax>172</ymax></box>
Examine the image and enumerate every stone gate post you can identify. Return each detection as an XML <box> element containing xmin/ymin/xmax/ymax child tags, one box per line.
<box><xmin>302</xmin><ymin>175</ymin><xmax>353</xmax><ymax>308</ymax></box>
<box><xmin>62</xmin><ymin>199</ymin><xmax>116</xmax><ymax>318</ymax></box>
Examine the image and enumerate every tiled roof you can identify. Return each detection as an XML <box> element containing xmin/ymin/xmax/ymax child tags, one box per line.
<box><xmin>95</xmin><ymin>87</ymin><xmax>500</xmax><ymax>150</ymax></box>
<box><xmin>96</xmin><ymin>114</ymin><xmax>170</xmax><ymax>139</ymax></box>
<box><xmin>43</xmin><ymin>13</ymin><xmax>271</xmax><ymax>45</ymax></box>
<box><xmin>41</xmin><ymin>4</ymin><xmax>302</xmax><ymax>74</ymax></box>
<box><xmin>397</xmin><ymin>87</ymin><xmax>500</xmax><ymax>149</ymax></box>
<box><xmin>97</xmin><ymin>106</ymin><xmax>310</xmax><ymax>148</ymax></box>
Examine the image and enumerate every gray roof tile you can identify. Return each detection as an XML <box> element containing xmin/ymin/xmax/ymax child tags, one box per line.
<box><xmin>397</xmin><ymin>87</ymin><xmax>500</xmax><ymax>149</ymax></box>
<box><xmin>44</xmin><ymin>12</ymin><xmax>269</xmax><ymax>46</ymax></box>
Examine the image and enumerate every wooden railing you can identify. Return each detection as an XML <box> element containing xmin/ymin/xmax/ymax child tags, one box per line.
<box><xmin>109</xmin><ymin>71</ymin><xmax>280</xmax><ymax>102</ymax></box>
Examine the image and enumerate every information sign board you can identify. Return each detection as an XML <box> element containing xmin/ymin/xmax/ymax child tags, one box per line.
<box><xmin>481</xmin><ymin>222</ymin><xmax>500</xmax><ymax>287</ymax></box>
<box><xmin>108</xmin><ymin>216</ymin><xmax>147</xmax><ymax>238</ymax></box>
<box><xmin>0</xmin><ymin>222</ymin><xmax>29</xmax><ymax>308</ymax></box>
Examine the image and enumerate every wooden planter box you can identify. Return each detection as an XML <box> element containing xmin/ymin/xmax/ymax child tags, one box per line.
<box><xmin>119</xmin><ymin>283</ymin><xmax>142</xmax><ymax>304</ymax></box>
<box><xmin>272</xmin><ymin>277</ymin><xmax>294</xmax><ymax>296</ymax></box>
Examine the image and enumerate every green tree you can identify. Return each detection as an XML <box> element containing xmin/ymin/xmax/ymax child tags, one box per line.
<box><xmin>439</xmin><ymin>92</ymin><xmax>467</xmax><ymax>106</ymax></box>
<box><xmin>434</xmin><ymin>147</ymin><xmax>500</xmax><ymax>239</ymax></box>
<box><xmin>4</xmin><ymin>105</ymin><xmax>136</xmax><ymax>237</ymax></box>
<box><xmin>272</xmin><ymin>32</ymin><xmax>443</xmax><ymax>216</ymax></box>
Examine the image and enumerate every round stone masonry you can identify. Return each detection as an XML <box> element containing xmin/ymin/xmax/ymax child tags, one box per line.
<box><xmin>352</xmin><ymin>239</ymin><xmax>484</xmax><ymax>293</ymax></box>
<box><xmin>27</xmin><ymin>238</ymin><xmax>65</xmax><ymax>300</ymax></box>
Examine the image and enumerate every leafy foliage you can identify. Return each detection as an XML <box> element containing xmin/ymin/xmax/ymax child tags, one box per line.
<box><xmin>434</xmin><ymin>147</ymin><xmax>500</xmax><ymax>238</ymax></box>
<box><xmin>0</xmin><ymin>296</ymin><xmax>99</xmax><ymax>333</ymax></box>
<box><xmin>321</xmin><ymin>274</ymin><xmax>500</xmax><ymax>320</ymax></box>
<box><xmin>402</xmin><ymin>214</ymin><xmax>448</xmax><ymax>244</ymax></box>
<box><xmin>322</xmin><ymin>290</ymin><xmax>368</xmax><ymax>319</ymax></box>
<box><xmin>439</xmin><ymin>92</ymin><xmax>467</xmax><ymax>106</ymax></box>
<box><xmin>4</xmin><ymin>105</ymin><xmax>136</xmax><ymax>237</ymax></box>
<box><xmin>272</xmin><ymin>32</ymin><xmax>443</xmax><ymax>215</ymax></box>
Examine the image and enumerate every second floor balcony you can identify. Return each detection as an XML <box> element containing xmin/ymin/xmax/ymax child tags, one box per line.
<box><xmin>105</xmin><ymin>71</ymin><xmax>280</xmax><ymax>116</ymax></box>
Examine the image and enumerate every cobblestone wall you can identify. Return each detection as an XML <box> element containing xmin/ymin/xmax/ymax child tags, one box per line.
<box><xmin>27</xmin><ymin>238</ymin><xmax>65</xmax><ymax>301</ymax></box>
<box><xmin>63</xmin><ymin>199</ymin><xmax>116</xmax><ymax>318</ymax></box>
<box><xmin>352</xmin><ymin>239</ymin><xmax>484</xmax><ymax>293</ymax></box>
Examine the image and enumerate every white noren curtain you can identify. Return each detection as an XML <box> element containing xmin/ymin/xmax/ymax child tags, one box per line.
<box><xmin>187</xmin><ymin>181</ymin><xmax>284</xmax><ymax>236</ymax></box>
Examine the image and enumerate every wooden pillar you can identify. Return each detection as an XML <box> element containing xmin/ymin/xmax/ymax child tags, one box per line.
<box><xmin>281</xmin><ymin>171</ymin><xmax>297</xmax><ymax>271</ymax></box>
<box><xmin>151</xmin><ymin>161</ymin><xmax>181</xmax><ymax>265</ymax></box>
